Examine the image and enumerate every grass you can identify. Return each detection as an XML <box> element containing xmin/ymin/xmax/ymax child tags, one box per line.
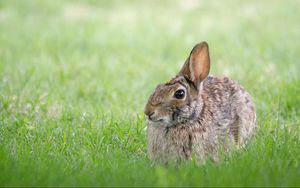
<box><xmin>0</xmin><ymin>0</ymin><xmax>300</xmax><ymax>186</ymax></box>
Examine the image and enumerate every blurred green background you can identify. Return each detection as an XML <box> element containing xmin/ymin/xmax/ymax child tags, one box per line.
<box><xmin>0</xmin><ymin>0</ymin><xmax>300</xmax><ymax>186</ymax></box>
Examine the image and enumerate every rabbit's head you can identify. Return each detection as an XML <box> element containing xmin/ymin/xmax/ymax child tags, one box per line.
<box><xmin>144</xmin><ymin>42</ymin><xmax>210</xmax><ymax>127</ymax></box>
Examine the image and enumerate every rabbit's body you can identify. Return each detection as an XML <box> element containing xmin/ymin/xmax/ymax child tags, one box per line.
<box><xmin>147</xmin><ymin>76</ymin><xmax>256</xmax><ymax>163</ymax></box>
<box><xmin>145</xmin><ymin>42</ymin><xmax>256</xmax><ymax>164</ymax></box>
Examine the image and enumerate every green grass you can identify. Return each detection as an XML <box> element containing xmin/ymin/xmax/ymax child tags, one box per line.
<box><xmin>1</xmin><ymin>0</ymin><xmax>300</xmax><ymax>186</ymax></box>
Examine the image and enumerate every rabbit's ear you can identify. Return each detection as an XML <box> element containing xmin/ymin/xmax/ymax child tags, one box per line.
<box><xmin>179</xmin><ymin>42</ymin><xmax>210</xmax><ymax>89</ymax></box>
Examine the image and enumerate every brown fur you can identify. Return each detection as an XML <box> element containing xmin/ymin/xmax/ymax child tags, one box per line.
<box><xmin>144</xmin><ymin>42</ymin><xmax>256</xmax><ymax>164</ymax></box>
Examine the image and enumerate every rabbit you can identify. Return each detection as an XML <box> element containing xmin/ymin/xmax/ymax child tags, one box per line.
<box><xmin>144</xmin><ymin>42</ymin><xmax>256</xmax><ymax>164</ymax></box>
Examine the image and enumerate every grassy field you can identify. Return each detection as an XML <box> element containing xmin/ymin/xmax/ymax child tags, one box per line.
<box><xmin>1</xmin><ymin>0</ymin><xmax>300</xmax><ymax>186</ymax></box>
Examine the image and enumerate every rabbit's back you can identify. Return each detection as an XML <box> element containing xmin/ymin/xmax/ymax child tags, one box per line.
<box><xmin>201</xmin><ymin>76</ymin><xmax>256</xmax><ymax>147</ymax></box>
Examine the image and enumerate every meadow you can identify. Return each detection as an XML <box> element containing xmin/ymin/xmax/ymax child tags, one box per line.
<box><xmin>0</xmin><ymin>0</ymin><xmax>300</xmax><ymax>186</ymax></box>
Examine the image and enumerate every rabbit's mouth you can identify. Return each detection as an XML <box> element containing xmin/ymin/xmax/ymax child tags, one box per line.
<box><xmin>147</xmin><ymin>108</ymin><xmax>195</xmax><ymax>127</ymax></box>
<box><xmin>147</xmin><ymin>100</ymin><xmax>202</xmax><ymax>127</ymax></box>
<box><xmin>148</xmin><ymin>116</ymin><xmax>174</xmax><ymax>127</ymax></box>
<box><xmin>150</xmin><ymin>118</ymin><xmax>164</xmax><ymax>123</ymax></box>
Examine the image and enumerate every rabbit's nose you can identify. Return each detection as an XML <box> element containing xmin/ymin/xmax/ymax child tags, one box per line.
<box><xmin>144</xmin><ymin>107</ymin><xmax>155</xmax><ymax>119</ymax></box>
<box><xmin>144</xmin><ymin>105</ymin><xmax>153</xmax><ymax>116</ymax></box>
<box><xmin>148</xmin><ymin>112</ymin><xmax>155</xmax><ymax>120</ymax></box>
<box><xmin>144</xmin><ymin>109</ymin><xmax>154</xmax><ymax>118</ymax></box>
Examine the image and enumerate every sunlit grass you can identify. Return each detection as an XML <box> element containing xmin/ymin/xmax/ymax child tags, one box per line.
<box><xmin>0</xmin><ymin>0</ymin><xmax>300</xmax><ymax>186</ymax></box>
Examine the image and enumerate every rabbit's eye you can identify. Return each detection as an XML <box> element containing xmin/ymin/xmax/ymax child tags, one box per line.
<box><xmin>174</xmin><ymin>89</ymin><xmax>185</xmax><ymax>99</ymax></box>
